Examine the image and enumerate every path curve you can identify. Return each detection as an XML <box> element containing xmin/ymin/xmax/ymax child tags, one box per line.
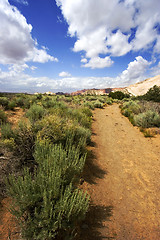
<box><xmin>80</xmin><ymin>104</ymin><xmax>160</xmax><ymax>240</ymax></box>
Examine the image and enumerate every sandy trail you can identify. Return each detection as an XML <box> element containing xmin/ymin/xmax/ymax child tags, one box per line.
<box><xmin>80</xmin><ymin>104</ymin><xmax>160</xmax><ymax>240</ymax></box>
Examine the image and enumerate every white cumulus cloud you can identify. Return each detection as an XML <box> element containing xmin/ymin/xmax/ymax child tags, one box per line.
<box><xmin>59</xmin><ymin>71</ymin><xmax>71</xmax><ymax>77</ymax></box>
<box><xmin>56</xmin><ymin>0</ymin><xmax>160</xmax><ymax>69</ymax></box>
<box><xmin>119</xmin><ymin>56</ymin><xmax>150</xmax><ymax>85</ymax></box>
<box><xmin>82</xmin><ymin>56</ymin><xmax>113</xmax><ymax>69</ymax></box>
<box><xmin>0</xmin><ymin>0</ymin><xmax>57</xmax><ymax>65</ymax></box>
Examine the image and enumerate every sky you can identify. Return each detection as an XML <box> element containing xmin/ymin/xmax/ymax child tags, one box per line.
<box><xmin>0</xmin><ymin>0</ymin><xmax>160</xmax><ymax>93</ymax></box>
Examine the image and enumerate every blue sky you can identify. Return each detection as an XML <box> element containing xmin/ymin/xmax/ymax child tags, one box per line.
<box><xmin>0</xmin><ymin>0</ymin><xmax>160</xmax><ymax>93</ymax></box>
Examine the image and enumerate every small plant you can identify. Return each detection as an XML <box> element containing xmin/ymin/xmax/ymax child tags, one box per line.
<box><xmin>1</xmin><ymin>123</ymin><xmax>14</xmax><ymax>139</ymax></box>
<box><xmin>134</xmin><ymin>110</ymin><xmax>160</xmax><ymax>128</ymax></box>
<box><xmin>0</xmin><ymin>97</ymin><xmax>9</xmax><ymax>110</ymax></box>
<box><xmin>94</xmin><ymin>100</ymin><xmax>103</xmax><ymax>108</ymax></box>
<box><xmin>13</xmin><ymin>120</ymin><xmax>35</xmax><ymax>162</ymax></box>
<box><xmin>26</xmin><ymin>104</ymin><xmax>45</xmax><ymax>123</ymax></box>
<box><xmin>140</xmin><ymin>128</ymin><xmax>155</xmax><ymax>138</ymax></box>
<box><xmin>8</xmin><ymin>100</ymin><xmax>16</xmax><ymax>110</ymax></box>
<box><xmin>0</xmin><ymin>109</ymin><xmax>7</xmax><ymax>124</ymax></box>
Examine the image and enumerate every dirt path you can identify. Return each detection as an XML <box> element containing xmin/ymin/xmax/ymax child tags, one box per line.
<box><xmin>80</xmin><ymin>104</ymin><xmax>160</xmax><ymax>240</ymax></box>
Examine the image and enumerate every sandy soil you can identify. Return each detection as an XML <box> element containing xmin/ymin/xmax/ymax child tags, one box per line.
<box><xmin>1</xmin><ymin>104</ymin><xmax>160</xmax><ymax>239</ymax></box>
<box><xmin>80</xmin><ymin>104</ymin><xmax>160</xmax><ymax>240</ymax></box>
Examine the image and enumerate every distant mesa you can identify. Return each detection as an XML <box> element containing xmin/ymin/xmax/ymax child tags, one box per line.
<box><xmin>71</xmin><ymin>75</ymin><xmax>160</xmax><ymax>96</ymax></box>
<box><xmin>70</xmin><ymin>88</ymin><xmax>126</xmax><ymax>96</ymax></box>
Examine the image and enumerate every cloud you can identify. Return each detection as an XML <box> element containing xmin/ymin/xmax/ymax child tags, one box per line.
<box><xmin>59</xmin><ymin>71</ymin><xmax>71</xmax><ymax>77</ymax></box>
<box><xmin>0</xmin><ymin>0</ymin><xmax>57</xmax><ymax>65</ymax></box>
<box><xmin>12</xmin><ymin>0</ymin><xmax>28</xmax><ymax>5</ymax></box>
<box><xmin>106</xmin><ymin>30</ymin><xmax>132</xmax><ymax>56</ymax></box>
<box><xmin>0</xmin><ymin>56</ymin><xmax>151</xmax><ymax>92</ymax></box>
<box><xmin>56</xmin><ymin>0</ymin><xmax>160</xmax><ymax>68</ymax></box>
<box><xmin>30</xmin><ymin>66</ymin><xmax>37</xmax><ymax>71</ymax></box>
<box><xmin>150</xmin><ymin>62</ymin><xmax>160</xmax><ymax>76</ymax></box>
<box><xmin>81</xmin><ymin>58</ymin><xmax>88</xmax><ymax>63</ymax></box>
<box><xmin>82</xmin><ymin>56</ymin><xmax>113</xmax><ymax>69</ymax></box>
<box><xmin>119</xmin><ymin>56</ymin><xmax>150</xmax><ymax>85</ymax></box>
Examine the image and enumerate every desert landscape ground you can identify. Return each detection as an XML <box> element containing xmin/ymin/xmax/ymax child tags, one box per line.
<box><xmin>0</xmin><ymin>82</ymin><xmax>160</xmax><ymax>239</ymax></box>
<box><xmin>80</xmin><ymin>104</ymin><xmax>160</xmax><ymax>239</ymax></box>
<box><xmin>1</xmin><ymin>102</ymin><xmax>160</xmax><ymax>239</ymax></box>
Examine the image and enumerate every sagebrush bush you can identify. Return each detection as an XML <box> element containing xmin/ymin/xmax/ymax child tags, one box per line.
<box><xmin>134</xmin><ymin>110</ymin><xmax>160</xmax><ymax>128</ymax></box>
<box><xmin>121</xmin><ymin>100</ymin><xmax>141</xmax><ymax>115</ymax></box>
<box><xmin>1</xmin><ymin>123</ymin><xmax>14</xmax><ymax>139</ymax></box>
<box><xmin>6</xmin><ymin>141</ymin><xmax>89</xmax><ymax>240</ymax></box>
<box><xmin>82</xmin><ymin>101</ymin><xmax>95</xmax><ymax>110</ymax></box>
<box><xmin>26</xmin><ymin>104</ymin><xmax>45</xmax><ymax>123</ymax></box>
<box><xmin>94</xmin><ymin>100</ymin><xmax>103</xmax><ymax>108</ymax></box>
<box><xmin>0</xmin><ymin>109</ymin><xmax>7</xmax><ymax>124</ymax></box>
<box><xmin>13</xmin><ymin>120</ymin><xmax>35</xmax><ymax>162</ymax></box>
<box><xmin>8</xmin><ymin>100</ymin><xmax>16</xmax><ymax>110</ymax></box>
<box><xmin>0</xmin><ymin>97</ymin><xmax>9</xmax><ymax>110</ymax></box>
<box><xmin>36</xmin><ymin>114</ymin><xmax>91</xmax><ymax>148</ymax></box>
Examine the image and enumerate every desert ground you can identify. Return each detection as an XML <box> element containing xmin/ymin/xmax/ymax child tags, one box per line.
<box><xmin>80</xmin><ymin>104</ymin><xmax>160</xmax><ymax>240</ymax></box>
<box><xmin>1</xmin><ymin>104</ymin><xmax>160</xmax><ymax>239</ymax></box>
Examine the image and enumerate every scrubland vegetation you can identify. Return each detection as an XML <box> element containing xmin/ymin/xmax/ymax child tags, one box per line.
<box><xmin>120</xmin><ymin>85</ymin><xmax>160</xmax><ymax>136</ymax></box>
<box><xmin>0</xmin><ymin>93</ymin><xmax>112</xmax><ymax>239</ymax></box>
<box><xmin>0</xmin><ymin>85</ymin><xmax>159</xmax><ymax>239</ymax></box>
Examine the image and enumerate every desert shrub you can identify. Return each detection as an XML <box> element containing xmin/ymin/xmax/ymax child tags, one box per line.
<box><xmin>26</xmin><ymin>104</ymin><xmax>45</xmax><ymax>123</ymax></box>
<box><xmin>36</xmin><ymin>114</ymin><xmax>67</xmax><ymax>144</ymax></box>
<box><xmin>66</xmin><ymin>108</ymin><xmax>92</xmax><ymax>129</ymax></box>
<box><xmin>8</xmin><ymin>100</ymin><xmax>16</xmax><ymax>110</ymax></box>
<box><xmin>80</xmin><ymin>107</ymin><xmax>93</xmax><ymax>118</ymax></box>
<box><xmin>6</xmin><ymin>141</ymin><xmax>89</xmax><ymax>240</ymax></box>
<box><xmin>36</xmin><ymin>114</ymin><xmax>91</xmax><ymax>147</ymax></box>
<box><xmin>138</xmin><ymin>101</ymin><xmax>160</xmax><ymax>114</ymax></box>
<box><xmin>106</xmin><ymin>98</ymin><xmax>113</xmax><ymax>105</ymax></box>
<box><xmin>143</xmin><ymin>85</ymin><xmax>160</xmax><ymax>102</ymax></box>
<box><xmin>0</xmin><ymin>97</ymin><xmax>9</xmax><ymax>109</ymax></box>
<box><xmin>121</xmin><ymin>100</ymin><xmax>141</xmax><ymax>115</ymax></box>
<box><xmin>13</xmin><ymin>121</ymin><xmax>35</xmax><ymax>162</ymax></box>
<box><xmin>82</xmin><ymin>101</ymin><xmax>95</xmax><ymax>110</ymax></box>
<box><xmin>1</xmin><ymin>123</ymin><xmax>14</xmax><ymax>139</ymax></box>
<box><xmin>0</xmin><ymin>109</ymin><xmax>7</xmax><ymax>124</ymax></box>
<box><xmin>36</xmin><ymin>94</ymin><xmax>43</xmax><ymax>100</ymax></box>
<box><xmin>94</xmin><ymin>100</ymin><xmax>103</xmax><ymax>108</ymax></box>
<box><xmin>134</xmin><ymin>110</ymin><xmax>160</xmax><ymax>128</ymax></box>
<box><xmin>109</xmin><ymin>91</ymin><xmax>130</xmax><ymax>100</ymax></box>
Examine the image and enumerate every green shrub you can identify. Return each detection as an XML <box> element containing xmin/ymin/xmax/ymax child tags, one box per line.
<box><xmin>26</xmin><ymin>104</ymin><xmax>45</xmax><ymax>123</ymax></box>
<box><xmin>94</xmin><ymin>100</ymin><xmax>103</xmax><ymax>108</ymax></box>
<box><xmin>13</xmin><ymin>121</ymin><xmax>35</xmax><ymax>162</ymax></box>
<box><xmin>1</xmin><ymin>123</ymin><xmax>14</xmax><ymax>139</ymax></box>
<box><xmin>8</xmin><ymin>100</ymin><xmax>16</xmax><ymax>110</ymax></box>
<box><xmin>143</xmin><ymin>85</ymin><xmax>160</xmax><ymax>102</ymax></box>
<box><xmin>109</xmin><ymin>91</ymin><xmax>130</xmax><ymax>100</ymax></box>
<box><xmin>0</xmin><ymin>109</ymin><xmax>7</xmax><ymax>124</ymax></box>
<box><xmin>134</xmin><ymin>110</ymin><xmax>160</xmax><ymax>128</ymax></box>
<box><xmin>106</xmin><ymin>98</ymin><xmax>113</xmax><ymax>105</ymax></box>
<box><xmin>82</xmin><ymin>101</ymin><xmax>95</xmax><ymax>110</ymax></box>
<box><xmin>121</xmin><ymin>100</ymin><xmax>141</xmax><ymax>118</ymax></box>
<box><xmin>6</xmin><ymin>141</ymin><xmax>89</xmax><ymax>240</ymax></box>
<box><xmin>0</xmin><ymin>97</ymin><xmax>9</xmax><ymax>109</ymax></box>
<box><xmin>36</xmin><ymin>114</ymin><xmax>91</xmax><ymax>147</ymax></box>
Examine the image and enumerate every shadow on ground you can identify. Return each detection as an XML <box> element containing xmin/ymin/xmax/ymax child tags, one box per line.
<box><xmin>82</xmin><ymin>146</ymin><xmax>107</xmax><ymax>184</ymax></box>
<box><xmin>78</xmin><ymin>204</ymin><xmax>114</xmax><ymax>240</ymax></box>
